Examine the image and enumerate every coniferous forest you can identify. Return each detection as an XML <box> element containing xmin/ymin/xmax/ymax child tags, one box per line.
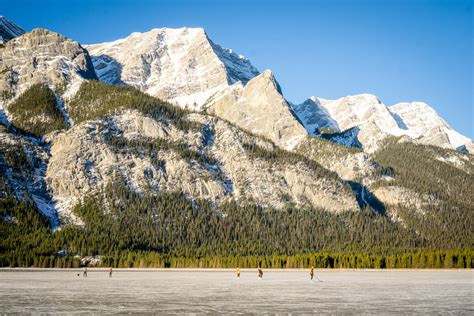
<box><xmin>0</xmin><ymin>82</ymin><xmax>472</xmax><ymax>269</ymax></box>
<box><xmin>1</xmin><ymin>180</ymin><xmax>472</xmax><ymax>269</ymax></box>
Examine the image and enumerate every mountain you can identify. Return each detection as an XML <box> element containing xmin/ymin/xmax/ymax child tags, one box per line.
<box><xmin>46</xmin><ymin>81</ymin><xmax>357</xmax><ymax>221</ymax></box>
<box><xmin>388</xmin><ymin>102</ymin><xmax>474</xmax><ymax>152</ymax></box>
<box><xmin>0</xmin><ymin>19</ymin><xmax>472</xmax><ymax>269</ymax></box>
<box><xmin>86</xmin><ymin>27</ymin><xmax>259</xmax><ymax>110</ymax></box>
<box><xmin>292</xmin><ymin>94</ymin><xmax>473</xmax><ymax>153</ymax></box>
<box><xmin>0</xmin><ymin>16</ymin><xmax>25</xmax><ymax>44</ymax></box>
<box><xmin>0</xmin><ymin>28</ymin><xmax>97</xmax><ymax>106</ymax></box>
<box><xmin>87</xmin><ymin>27</ymin><xmax>472</xmax><ymax>154</ymax></box>
<box><xmin>289</xmin><ymin>96</ymin><xmax>338</xmax><ymax>135</ymax></box>
<box><xmin>205</xmin><ymin>70</ymin><xmax>307</xmax><ymax>150</ymax></box>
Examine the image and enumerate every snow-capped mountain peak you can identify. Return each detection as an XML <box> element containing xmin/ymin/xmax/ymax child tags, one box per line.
<box><xmin>293</xmin><ymin>94</ymin><xmax>402</xmax><ymax>136</ymax></box>
<box><xmin>292</xmin><ymin>93</ymin><xmax>472</xmax><ymax>152</ymax></box>
<box><xmin>389</xmin><ymin>101</ymin><xmax>472</xmax><ymax>150</ymax></box>
<box><xmin>86</xmin><ymin>27</ymin><xmax>259</xmax><ymax>109</ymax></box>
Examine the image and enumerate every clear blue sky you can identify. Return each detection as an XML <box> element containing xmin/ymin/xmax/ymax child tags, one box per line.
<box><xmin>3</xmin><ymin>0</ymin><xmax>473</xmax><ymax>137</ymax></box>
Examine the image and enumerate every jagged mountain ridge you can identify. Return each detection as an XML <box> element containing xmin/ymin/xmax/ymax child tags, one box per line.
<box><xmin>292</xmin><ymin>94</ymin><xmax>473</xmax><ymax>152</ymax></box>
<box><xmin>0</xmin><ymin>17</ymin><xmax>472</xmax><ymax>231</ymax></box>
<box><xmin>86</xmin><ymin>27</ymin><xmax>259</xmax><ymax>110</ymax></box>
<box><xmin>84</xmin><ymin>24</ymin><xmax>472</xmax><ymax>153</ymax></box>
<box><xmin>389</xmin><ymin>102</ymin><xmax>473</xmax><ymax>152</ymax></box>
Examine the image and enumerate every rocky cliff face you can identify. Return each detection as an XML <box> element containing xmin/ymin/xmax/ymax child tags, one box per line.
<box><xmin>289</xmin><ymin>96</ymin><xmax>338</xmax><ymax>135</ymax></box>
<box><xmin>0</xmin><ymin>28</ymin><xmax>96</xmax><ymax>105</ymax></box>
<box><xmin>205</xmin><ymin>70</ymin><xmax>307</xmax><ymax>150</ymax></box>
<box><xmin>45</xmin><ymin>109</ymin><xmax>358</xmax><ymax>221</ymax></box>
<box><xmin>0</xmin><ymin>28</ymin><xmax>97</xmax><ymax>136</ymax></box>
<box><xmin>86</xmin><ymin>27</ymin><xmax>259</xmax><ymax>109</ymax></box>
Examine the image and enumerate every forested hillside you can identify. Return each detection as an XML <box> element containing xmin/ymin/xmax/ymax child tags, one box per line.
<box><xmin>7</xmin><ymin>83</ymin><xmax>66</xmax><ymax>137</ymax></box>
<box><xmin>1</xmin><ymin>179</ymin><xmax>472</xmax><ymax>268</ymax></box>
<box><xmin>371</xmin><ymin>138</ymin><xmax>474</xmax><ymax>249</ymax></box>
<box><xmin>1</xmin><ymin>20</ymin><xmax>473</xmax><ymax>271</ymax></box>
<box><xmin>0</xmin><ymin>84</ymin><xmax>472</xmax><ymax>270</ymax></box>
<box><xmin>68</xmin><ymin>80</ymin><xmax>198</xmax><ymax>132</ymax></box>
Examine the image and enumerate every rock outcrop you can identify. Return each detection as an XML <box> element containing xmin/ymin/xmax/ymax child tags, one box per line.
<box><xmin>45</xmin><ymin>110</ymin><xmax>358</xmax><ymax>219</ymax></box>
<box><xmin>205</xmin><ymin>70</ymin><xmax>307</xmax><ymax>150</ymax></box>
<box><xmin>0</xmin><ymin>28</ymin><xmax>96</xmax><ymax>104</ymax></box>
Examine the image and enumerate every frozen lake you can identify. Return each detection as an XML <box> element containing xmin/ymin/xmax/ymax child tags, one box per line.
<box><xmin>0</xmin><ymin>269</ymin><xmax>472</xmax><ymax>314</ymax></box>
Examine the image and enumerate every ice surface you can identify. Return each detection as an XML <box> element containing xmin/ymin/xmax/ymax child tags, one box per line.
<box><xmin>0</xmin><ymin>270</ymin><xmax>472</xmax><ymax>314</ymax></box>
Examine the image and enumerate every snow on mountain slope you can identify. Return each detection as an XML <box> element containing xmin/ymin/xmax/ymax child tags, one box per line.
<box><xmin>45</xmin><ymin>110</ymin><xmax>358</xmax><ymax>219</ymax></box>
<box><xmin>293</xmin><ymin>94</ymin><xmax>472</xmax><ymax>153</ymax></box>
<box><xmin>389</xmin><ymin>102</ymin><xmax>473</xmax><ymax>151</ymax></box>
<box><xmin>293</xmin><ymin>94</ymin><xmax>405</xmax><ymax>151</ymax></box>
<box><xmin>290</xmin><ymin>96</ymin><xmax>339</xmax><ymax>135</ymax></box>
<box><xmin>86</xmin><ymin>27</ymin><xmax>259</xmax><ymax>109</ymax></box>
<box><xmin>317</xmin><ymin>94</ymin><xmax>403</xmax><ymax>134</ymax></box>
<box><xmin>0</xmin><ymin>16</ymin><xmax>25</xmax><ymax>44</ymax></box>
<box><xmin>205</xmin><ymin>70</ymin><xmax>307</xmax><ymax>150</ymax></box>
<box><xmin>0</xmin><ymin>28</ymin><xmax>97</xmax><ymax>107</ymax></box>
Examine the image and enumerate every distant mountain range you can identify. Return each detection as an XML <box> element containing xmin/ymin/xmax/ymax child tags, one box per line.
<box><xmin>0</xmin><ymin>16</ymin><xmax>472</xmax><ymax>268</ymax></box>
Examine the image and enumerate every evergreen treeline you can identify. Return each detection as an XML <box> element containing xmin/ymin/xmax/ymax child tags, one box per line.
<box><xmin>106</xmin><ymin>135</ymin><xmax>218</xmax><ymax>167</ymax></box>
<box><xmin>7</xmin><ymin>83</ymin><xmax>67</xmax><ymax>137</ymax></box>
<box><xmin>96</xmin><ymin>249</ymin><xmax>472</xmax><ymax>269</ymax></box>
<box><xmin>1</xmin><ymin>179</ymin><xmax>472</xmax><ymax>268</ymax></box>
<box><xmin>68</xmin><ymin>80</ymin><xmax>199</xmax><ymax>132</ymax></box>
<box><xmin>0</xmin><ymin>139</ymin><xmax>33</xmax><ymax>193</ymax></box>
<box><xmin>1</xmin><ymin>83</ymin><xmax>472</xmax><ymax>269</ymax></box>
<box><xmin>242</xmin><ymin>142</ymin><xmax>350</xmax><ymax>193</ymax></box>
<box><xmin>297</xmin><ymin>135</ymin><xmax>362</xmax><ymax>160</ymax></box>
<box><xmin>0</xmin><ymin>196</ymin><xmax>57</xmax><ymax>267</ymax></box>
<box><xmin>372</xmin><ymin>139</ymin><xmax>474</xmax><ymax>248</ymax></box>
